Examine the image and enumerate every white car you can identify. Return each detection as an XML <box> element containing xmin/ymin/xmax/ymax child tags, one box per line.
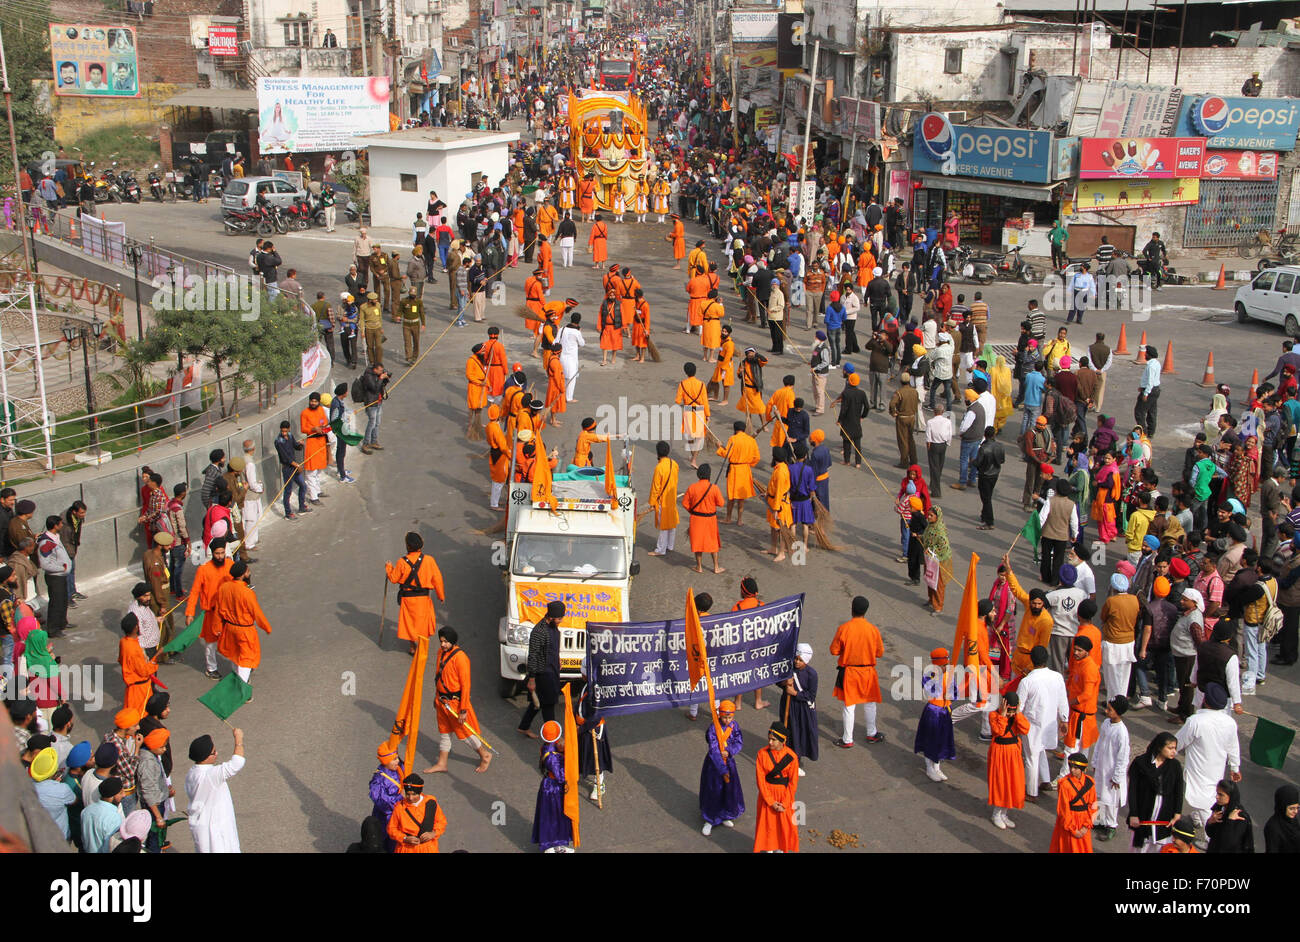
<box><xmin>1235</xmin><ymin>265</ymin><xmax>1300</xmax><ymax>338</ymax></box>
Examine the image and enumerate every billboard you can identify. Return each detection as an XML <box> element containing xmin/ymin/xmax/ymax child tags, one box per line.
<box><xmin>1074</xmin><ymin>177</ymin><xmax>1200</xmax><ymax>213</ymax></box>
<box><xmin>1094</xmin><ymin>82</ymin><xmax>1182</xmax><ymax>139</ymax></box>
<box><xmin>1176</xmin><ymin>95</ymin><xmax>1300</xmax><ymax>151</ymax></box>
<box><xmin>209</xmin><ymin>25</ymin><xmax>238</xmax><ymax>56</ymax></box>
<box><xmin>730</xmin><ymin>11</ymin><xmax>778</xmax><ymax>42</ymax></box>
<box><xmin>256</xmin><ymin>77</ymin><xmax>391</xmax><ymax>154</ymax></box>
<box><xmin>50</xmin><ymin>24</ymin><xmax>139</xmax><ymax>98</ymax></box>
<box><xmin>1079</xmin><ymin>137</ymin><xmax>1205</xmax><ymax>179</ymax></box>
<box><xmin>1201</xmin><ymin>149</ymin><xmax>1278</xmax><ymax>181</ymax></box>
<box><xmin>912</xmin><ymin>114</ymin><xmax>1057</xmax><ymax>183</ymax></box>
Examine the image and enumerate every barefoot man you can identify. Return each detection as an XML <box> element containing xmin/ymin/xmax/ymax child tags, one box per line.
<box><xmin>424</xmin><ymin>626</ymin><xmax>492</xmax><ymax>774</ymax></box>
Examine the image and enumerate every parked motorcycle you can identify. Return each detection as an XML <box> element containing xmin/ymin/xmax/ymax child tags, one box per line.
<box><xmin>223</xmin><ymin>206</ymin><xmax>263</xmax><ymax>235</ymax></box>
<box><xmin>286</xmin><ymin>197</ymin><xmax>313</xmax><ymax>230</ymax></box>
<box><xmin>148</xmin><ymin>165</ymin><xmax>164</xmax><ymax>202</ymax></box>
<box><xmin>120</xmin><ymin>170</ymin><xmax>141</xmax><ymax>203</ymax></box>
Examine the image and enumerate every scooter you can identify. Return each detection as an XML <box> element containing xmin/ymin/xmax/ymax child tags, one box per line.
<box><xmin>952</xmin><ymin>245</ymin><xmax>997</xmax><ymax>285</ymax></box>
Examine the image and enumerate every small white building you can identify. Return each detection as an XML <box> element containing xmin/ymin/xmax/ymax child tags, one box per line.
<box><xmin>356</xmin><ymin>127</ymin><xmax>520</xmax><ymax>229</ymax></box>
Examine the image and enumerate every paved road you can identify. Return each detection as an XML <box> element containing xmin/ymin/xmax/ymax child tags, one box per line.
<box><xmin>60</xmin><ymin>196</ymin><xmax>1297</xmax><ymax>853</ymax></box>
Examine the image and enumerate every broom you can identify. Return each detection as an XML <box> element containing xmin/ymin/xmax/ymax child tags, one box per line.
<box><xmin>466</xmin><ymin>407</ymin><xmax>485</xmax><ymax>441</ymax></box>
<box><xmin>810</xmin><ymin>494</ymin><xmax>840</xmax><ymax>551</ymax></box>
<box><xmin>481</xmin><ymin>511</ymin><xmax>508</xmax><ymax>536</ymax></box>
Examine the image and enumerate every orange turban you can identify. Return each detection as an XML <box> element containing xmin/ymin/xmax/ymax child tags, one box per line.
<box><xmin>848</xmin><ymin>373</ymin><xmax>860</xmax><ymax>386</ymax></box>
<box><xmin>488</xmin><ymin>404</ymin><xmax>500</xmax><ymax>420</ymax></box>
<box><xmin>909</xmin><ymin>496</ymin><xmax>924</xmax><ymax>510</ymax></box>
<box><xmin>143</xmin><ymin>728</ymin><xmax>169</xmax><ymax>751</ymax></box>
<box><xmin>810</xmin><ymin>429</ymin><xmax>825</xmax><ymax>445</ymax></box>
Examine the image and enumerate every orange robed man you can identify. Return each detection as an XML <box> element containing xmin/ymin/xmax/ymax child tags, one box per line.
<box><xmin>712</xmin><ymin>329</ymin><xmax>736</xmax><ymax>401</ymax></box>
<box><xmin>214</xmin><ymin>560</ymin><xmax>272</xmax><ymax>681</ymax></box>
<box><xmin>829</xmin><ymin>596</ymin><xmax>885</xmax><ymax>745</ymax></box>
<box><xmin>544</xmin><ymin>352</ymin><xmax>566</xmax><ymax>425</ymax></box>
<box><xmin>766</xmin><ymin>445</ymin><xmax>793</xmax><ymax>563</ymax></box>
<box><xmin>687</xmin><ymin>241</ymin><xmax>708</xmax><ymax>278</ymax></box>
<box><xmin>524</xmin><ymin>269</ymin><xmax>547</xmax><ymax>334</ymax></box>
<box><xmin>572</xmin><ymin>417</ymin><xmax>609</xmax><ymax>468</ymax></box>
<box><xmin>666</xmin><ymin>214</ymin><xmax>685</xmax><ymax>268</ymax></box>
<box><xmin>987</xmin><ymin>691</ymin><xmax>1032</xmax><ymax>830</ymax></box>
<box><xmin>513</xmin><ymin>432</ymin><xmax>557</xmax><ymax>483</ymax></box>
<box><xmin>485</xmin><ymin>404</ymin><xmax>510</xmax><ymax>510</ymax></box>
<box><xmin>700</xmin><ymin>292</ymin><xmax>724</xmax><ymax>356</ymax></box>
<box><xmin>717</xmin><ymin>421</ymin><xmax>759</xmax><ymax>524</ymax></box>
<box><xmin>1069</xmin><ymin>605</ymin><xmax>1104</xmax><ymax>673</ymax></box>
<box><xmin>630</xmin><ymin>290</ymin><xmax>651</xmax><ymax>363</ymax></box>
<box><xmin>186</xmin><ymin>537</ymin><xmax>233</xmax><ymax>679</ymax></box>
<box><xmin>385</xmin><ymin>531</ymin><xmax>446</xmax><ymax>655</ymax></box>
<box><xmin>466</xmin><ymin>344</ymin><xmax>489</xmax><ymax>420</ymax></box>
<box><xmin>387</xmin><ymin>774</ymin><xmax>447</xmax><ymax>853</ymax></box>
<box><xmin>766</xmin><ymin>376</ymin><xmax>796</xmax><ymax>448</ymax></box>
<box><xmin>578</xmin><ymin>177</ymin><xmax>596</xmax><ymax>218</ymax></box>
<box><xmin>738</xmin><ymin>349</ymin><xmax>768</xmax><ymax>420</ymax></box>
<box><xmin>675</xmin><ymin>362</ymin><xmax>711</xmax><ymax>468</ymax></box>
<box><xmin>424</xmin><ymin>625</ymin><xmax>492</xmax><ymax>774</ymax></box>
<box><xmin>1050</xmin><ymin>753</ymin><xmax>1097</xmax><ymax>853</ymax></box>
<box><xmin>754</xmin><ymin>721</ymin><xmax>800</xmax><ymax>853</ymax></box>
<box><xmin>482</xmin><ymin>328</ymin><xmax>508</xmax><ymax>399</ymax></box>
<box><xmin>299</xmin><ymin>392</ymin><xmax>331</xmax><ymax>484</ymax></box>
<box><xmin>587</xmin><ymin>214</ymin><xmax>608</xmax><ymax>267</ymax></box>
<box><xmin>118</xmin><ymin>612</ymin><xmax>158</xmax><ymax>715</ymax></box>
<box><xmin>538</xmin><ymin>237</ymin><xmax>554</xmax><ymax>289</ymax></box>
<box><xmin>1002</xmin><ymin>558</ymin><xmax>1055</xmax><ymax>679</ymax></box>
<box><xmin>1063</xmin><ymin>634</ymin><xmax>1100</xmax><ymax>756</ymax></box>
<box><xmin>687</xmin><ymin>270</ymin><xmax>711</xmax><ymax>329</ymax></box>
<box><xmin>618</xmin><ymin>267</ymin><xmax>640</xmax><ymax>332</ymax></box>
<box><xmin>537</xmin><ymin>202</ymin><xmax>559</xmax><ymax>239</ymax></box>
<box><xmin>539</xmin><ymin>303</ymin><xmax>564</xmax><ymax>368</ymax></box>
<box><xmin>648</xmin><ymin>440</ymin><xmax>679</xmax><ymax>557</ymax></box>
<box><xmin>680</xmin><ymin>463</ymin><xmax>726</xmax><ymax>574</ymax></box>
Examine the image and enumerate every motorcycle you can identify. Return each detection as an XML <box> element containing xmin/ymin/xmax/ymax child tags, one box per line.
<box><xmin>148</xmin><ymin>165</ymin><xmax>164</xmax><ymax>202</ymax></box>
<box><xmin>222</xmin><ymin>206</ymin><xmax>263</xmax><ymax>235</ymax></box>
<box><xmin>266</xmin><ymin>203</ymin><xmax>290</xmax><ymax>234</ymax></box>
<box><xmin>1256</xmin><ymin>231</ymin><xmax>1300</xmax><ymax>271</ymax></box>
<box><xmin>286</xmin><ymin>196</ymin><xmax>313</xmax><ymax>230</ymax></box>
<box><xmin>120</xmin><ymin>170</ymin><xmax>141</xmax><ymax>203</ymax></box>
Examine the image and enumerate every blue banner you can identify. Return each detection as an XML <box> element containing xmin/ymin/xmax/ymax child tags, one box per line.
<box><xmin>586</xmin><ymin>594</ymin><xmax>803</xmax><ymax>716</ymax></box>
<box><xmin>1175</xmin><ymin>95</ymin><xmax>1300</xmax><ymax>151</ymax></box>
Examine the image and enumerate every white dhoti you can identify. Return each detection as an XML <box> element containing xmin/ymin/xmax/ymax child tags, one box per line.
<box><xmin>1101</xmin><ymin>640</ymin><xmax>1136</xmax><ymax>701</ymax></box>
<box><xmin>561</xmin><ymin>355</ymin><xmax>579</xmax><ymax>400</ymax></box>
<box><xmin>655</xmin><ymin>528</ymin><xmax>676</xmax><ymax>554</ymax></box>
<box><xmin>241</xmin><ymin>498</ymin><xmax>263</xmax><ymax>549</ymax></box>
<box><xmin>304</xmin><ymin>469</ymin><xmax>322</xmax><ymax>501</ymax></box>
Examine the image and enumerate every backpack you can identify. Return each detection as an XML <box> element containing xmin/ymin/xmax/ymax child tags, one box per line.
<box><xmin>351</xmin><ymin>376</ymin><xmax>368</xmax><ymax>406</ymax></box>
<box><xmin>1260</xmin><ymin>579</ymin><xmax>1284</xmax><ymax>643</ymax></box>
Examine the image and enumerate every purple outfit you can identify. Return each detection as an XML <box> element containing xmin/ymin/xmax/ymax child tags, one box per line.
<box><xmin>699</xmin><ymin>721</ymin><xmax>744</xmax><ymax>825</ymax></box>
<box><xmin>912</xmin><ymin>672</ymin><xmax>956</xmax><ymax>763</ymax></box>
<box><xmin>368</xmin><ymin>764</ymin><xmax>404</xmax><ymax>822</ymax></box>
<box><xmin>532</xmin><ymin>745</ymin><xmax>573</xmax><ymax>850</ymax></box>
<box><xmin>789</xmin><ymin>461</ymin><xmax>817</xmax><ymax>525</ymax></box>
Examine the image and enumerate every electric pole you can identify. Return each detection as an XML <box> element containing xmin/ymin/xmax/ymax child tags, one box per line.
<box><xmin>0</xmin><ymin>28</ymin><xmax>32</xmax><ymax>276</ymax></box>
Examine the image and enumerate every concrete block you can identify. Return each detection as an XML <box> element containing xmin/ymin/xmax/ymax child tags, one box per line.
<box><xmin>76</xmin><ymin>517</ymin><xmax>122</xmax><ymax>583</ymax></box>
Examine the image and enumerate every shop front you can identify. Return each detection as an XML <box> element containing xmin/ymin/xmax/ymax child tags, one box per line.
<box><xmin>910</xmin><ymin>113</ymin><xmax>1076</xmax><ymax>252</ymax></box>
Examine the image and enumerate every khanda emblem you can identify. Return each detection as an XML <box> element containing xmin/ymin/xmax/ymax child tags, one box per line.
<box><xmin>964</xmin><ymin>639</ymin><xmax>979</xmax><ymax>660</ymax></box>
<box><xmin>391</xmin><ymin>718</ymin><xmax>406</xmax><ymax>737</ymax></box>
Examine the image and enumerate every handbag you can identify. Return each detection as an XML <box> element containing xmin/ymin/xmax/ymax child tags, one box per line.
<box><xmin>924</xmin><ymin>551</ymin><xmax>941</xmax><ymax>591</ymax></box>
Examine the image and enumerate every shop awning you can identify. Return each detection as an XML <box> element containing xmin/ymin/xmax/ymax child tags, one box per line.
<box><xmin>161</xmin><ymin>88</ymin><xmax>257</xmax><ymax>111</ymax></box>
<box><xmin>913</xmin><ymin>173</ymin><xmax>1061</xmax><ymax>202</ymax></box>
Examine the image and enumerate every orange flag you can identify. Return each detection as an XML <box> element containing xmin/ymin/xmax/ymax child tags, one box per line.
<box><xmin>685</xmin><ymin>589</ymin><xmax>729</xmax><ymax>753</ymax></box>
<box><xmin>531</xmin><ymin>444</ymin><xmax>555</xmax><ymax>509</ymax></box>
<box><xmin>386</xmin><ymin>636</ymin><xmax>429</xmax><ymax>773</ymax></box>
<box><xmin>561</xmin><ymin>682</ymin><xmax>581</xmax><ymax>848</ymax></box>
<box><xmin>604</xmin><ymin>438</ymin><xmax>617</xmax><ymax>498</ymax></box>
<box><xmin>950</xmin><ymin>552</ymin><xmax>991</xmax><ymax>704</ymax></box>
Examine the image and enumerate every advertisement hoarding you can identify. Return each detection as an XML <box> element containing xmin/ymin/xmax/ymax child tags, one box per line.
<box><xmin>1079</xmin><ymin>137</ymin><xmax>1205</xmax><ymax>179</ymax></box>
<box><xmin>1201</xmin><ymin>149</ymin><xmax>1278</xmax><ymax>181</ymax></box>
<box><xmin>256</xmin><ymin>77</ymin><xmax>391</xmax><ymax>154</ymax></box>
<box><xmin>1094</xmin><ymin>82</ymin><xmax>1183</xmax><ymax>139</ymax></box>
<box><xmin>1074</xmin><ymin>177</ymin><xmax>1200</xmax><ymax>213</ymax></box>
<box><xmin>912</xmin><ymin>114</ymin><xmax>1057</xmax><ymax>183</ymax></box>
<box><xmin>1176</xmin><ymin>95</ymin><xmax>1300</xmax><ymax>151</ymax></box>
<box><xmin>776</xmin><ymin>13</ymin><xmax>804</xmax><ymax>70</ymax></box>
<box><xmin>730</xmin><ymin>11</ymin><xmax>779</xmax><ymax>42</ymax></box>
<box><xmin>50</xmin><ymin>24</ymin><xmax>139</xmax><ymax>98</ymax></box>
<box><xmin>208</xmin><ymin>25</ymin><xmax>238</xmax><ymax>56</ymax></box>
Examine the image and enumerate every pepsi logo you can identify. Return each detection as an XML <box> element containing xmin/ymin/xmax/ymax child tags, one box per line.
<box><xmin>1193</xmin><ymin>96</ymin><xmax>1230</xmax><ymax>136</ymax></box>
<box><xmin>1203</xmin><ymin>154</ymin><xmax>1228</xmax><ymax>176</ymax></box>
<box><xmin>918</xmin><ymin>112</ymin><xmax>954</xmax><ymax>161</ymax></box>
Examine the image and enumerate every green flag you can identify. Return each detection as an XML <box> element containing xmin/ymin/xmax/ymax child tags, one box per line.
<box><xmin>1250</xmin><ymin>716</ymin><xmax>1295</xmax><ymax>770</ymax></box>
<box><xmin>160</xmin><ymin>613</ymin><xmax>203</xmax><ymax>655</ymax></box>
<box><xmin>1019</xmin><ymin>509</ymin><xmax>1041</xmax><ymax>547</ymax></box>
<box><xmin>198</xmin><ymin>674</ymin><xmax>252</xmax><ymax>721</ymax></box>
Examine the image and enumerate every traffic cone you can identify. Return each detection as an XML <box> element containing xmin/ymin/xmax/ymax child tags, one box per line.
<box><xmin>1250</xmin><ymin>367</ymin><xmax>1260</xmax><ymax>401</ymax></box>
<box><xmin>1114</xmin><ymin>323</ymin><xmax>1129</xmax><ymax>355</ymax></box>
<box><xmin>1162</xmin><ymin>340</ymin><xmax>1175</xmax><ymax>374</ymax></box>
<box><xmin>1213</xmin><ymin>264</ymin><xmax>1227</xmax><ymax>290</ymax></box>
<box><xmin>1199</xmin><ymin>352</ymin><xmax>1215</xmax><ymax>387</ymax></box>
<box><xmin>1134</xmin><ymin>331</ymin><xmax>1148</xmax><ymax>364</ymax></box>
<box><xmin>68</xmin><ymin>216</ymin><xmax>77</xmax><ymax>240</ymax></box>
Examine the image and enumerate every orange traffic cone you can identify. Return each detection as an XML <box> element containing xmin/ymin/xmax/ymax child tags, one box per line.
<box><xmin>1199</xmin><ymin>352</ymin><xmax>1215</xmax><ymax>387</ymax></box>
<box><xmin>1114</xmin><ymin>323</ymin><xmax>1129</xmax><ymax>355</ymax></box>
<box><xmin>1213</xmin><ymin>264</ymin><xmax>1227</xmax><ymax>290</ymax></box>
<box><xmin>1250</xmin><ymin>367</ymin><xmax>1260</xmax><ymax>400</ymax></box>
<box><xmin>68</xmin><ymin>216</ymin><xmax>77</xmax><ymax>239</ymax></box>
<box><xmin>1162</xmin><ymin>340</ymin><xmax>1176</xmax><ymax>374</ymax></box>
<box><xmin>1135</xmin><ymin>331</ymin><xmax>1148</xmax><ymax>364</ymax></box>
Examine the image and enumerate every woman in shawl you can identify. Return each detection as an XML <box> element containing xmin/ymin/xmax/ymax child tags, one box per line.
<box><xmin>1264</xmin><ymin>784</ymin><xmax>1300</xmax><ymax>853</ymax></box>
<box><xmin>1205</xmin><ymin>779</ymin><xmax>1255</xmax><ymax>854</ymax></box>
<box><xmin>1126</xmin><ymin>732</ymin><xmax>1184</xmax><ymax>853</ymax></box>
<box><xmin>934</xmin><ymin>283</ymin><xmax>954</xmax><ymax>323</ymax></box>
<box><xmin>1092</xmin><ymin>449</ymin><xmax>1122</xmax><ymax>544</ymax></box>
<box><xmin>987</xmin><ymin>565</ymin><xmax>1017</xmax><ymax>680</ymax></box>
<box><xmin>20</xmin><ymin>627</ymin><xmax>63</xmax><ymax>714</ymax></box>
<box><xmin>778</xmin><ymin>643</ymin><xmax>819</xmax><ymax>770</ymax></box>
<box><xmin>1089</xmin><ymin>414</ymin><xmax>1118</xmax><ymax>454</ymax></box>
<box><xmin>919</xmin><ymin>505</ymin><xmax>952</xmax><ymax>615</ymax></box>
<box><xmin>1121</xmin><ymin>427</ymin><xmax>1152</xmax><ymax>480</ymax></box>
<box><xmin>1203</xmin><ymin>391</ymin><xmax>1228</xmax><ymax>441</ymax></box>
<box><xmin>899</xmin><ymin>463</ymin><xmax>932</xmax><ymax>514</ymax></box>
<box><xmin>11</xmin><ymin>614</ymin><xmax>38</xmax><ymax>671</ymax></box>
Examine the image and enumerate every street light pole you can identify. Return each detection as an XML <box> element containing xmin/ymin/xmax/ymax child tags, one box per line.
<box><xmin>795</xmin><ymin>40</ymin><xmax>821</xmax><ymax>228</ymax></box>
<box><xmin>0</xmin><ymin>27</ymin><xmax>32</xmax><ymax>277</ymax></box>
<box><xmin>126</xmin><ymin>241</ymin><xmax>144</xmax><ymax>339</ymax></box>
<box><xmin>81</xmin><ymin>327</ymin><xmax>98</xmax><ymax>454</ymax></box>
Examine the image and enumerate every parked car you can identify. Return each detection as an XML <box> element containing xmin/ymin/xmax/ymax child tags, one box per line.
<box><xmin>1235</xmin><ymin>265</ymin><xmax>1300</xmax><ymax>338</ymax></box>
<box><xmin>221</xmin><ymin>176</ymin><xmax>306</xmax><ymax>211</ymax></box>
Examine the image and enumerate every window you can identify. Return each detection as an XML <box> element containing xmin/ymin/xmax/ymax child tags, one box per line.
<box><xmin>283</xmin><ymin>20</ymin><xmax>310</xmax><ymax>46</ymax></box>
<box><xmin>1276</xmin><ymin>272</ymin><xmax>1296</xmax><ymax>294</ymax></box>
<box><xmin>944</xmin><ymin>47</ymin><xmax>962</xmax><ymax>74</ymax></box>
<box><xmin>400</xmin><ymin>173</ymin><xmax>418</xmax><ymax>192</ymax></box>
<box><xmin>1254</xmin><ymin>271</ymin><xmax>1276</xmax><ymax>291</ymax></box>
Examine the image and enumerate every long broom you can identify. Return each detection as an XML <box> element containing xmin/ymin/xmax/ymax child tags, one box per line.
<box><xmin>466</xmin><ymin>407</ymin><xmax>485</xmax><ymax>441</ymax></box>
<box><xmin>633</xmin><ymin>309</ymin><xmax>661</xmax><ymax>363</ymax></box>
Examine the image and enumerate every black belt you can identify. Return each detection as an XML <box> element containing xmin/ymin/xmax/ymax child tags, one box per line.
<box><xmin>688</xmin><ymin>511</ymin><xmax>716</xmax><ymax>517</ymax></box>
<box><xmin>438</xmin><ymin>690</ymin><xmax>462</xmax><ymax>701</ymax></box>
<box><xmin>225</xmin><ymin>621</ymin><xmax>252</xmax><ymax>628</ymax></box>
<box><xmin>398</xmin><ymin>588</ymin><xmax>431</xmax><ymax>599</ymax></box>
<box><xmin>993</xmin><ymin>735</ymin><xmax>1019</xmax><ymax>745</ymax></box>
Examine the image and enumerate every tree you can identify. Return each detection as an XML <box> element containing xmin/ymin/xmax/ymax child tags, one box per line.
<box><xmin>0</xmin><ymin>2</ymin><xmax>53</xmax><ymax>189</ymax></box>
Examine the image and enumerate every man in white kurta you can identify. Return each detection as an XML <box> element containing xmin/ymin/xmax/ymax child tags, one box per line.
<box><xmin>1091</xmin><ymin>695</ymin><xmax>1131</xmax><ymax>837</ymax></box>
<box><xmin>1175</xmin><ymin>683</ymin><xmax>1241</xmax><ymax>836</ymax></box>
<box><xmin>1017</xmin><ymin>648</ymin><xmax>1069</xmax><ymax>800</ymax></box>
<box><xmin>557</xmin><ymin>316</ymin><xmax>585</xmax><ymax>402</ymax></box>
<box><xmin>241</xmin><ymin>441</ymin><xmax>264</xmax><ymax>552</ymax></box>
<box><xmin>185</xmin><ymin>728</ymin><xmax>246</xmax><ymax>853</ymax></box>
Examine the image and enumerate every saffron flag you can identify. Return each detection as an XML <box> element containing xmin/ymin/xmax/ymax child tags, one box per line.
<box><xmin>387</xmin><ymin>636</ymin><xmax>430</xmax><ymax>773</ymax></box>
<box><xmin>685</xmin><ymin>589</ymin><xmax>729</xmax><ymax>753</ymax></box>
<box><xmin>198</xmin><ymin>673</ymin><xmax>252</xmax><ymax>721</ymax></box>
<box><xmin>604</xmin><ymin>438</ymin><xmax>617</xmax><ymax>498</ymax></box>
<box><xmin>950</xmin><ymin>553</ymin><xmax>992</xmax><ymax>703</ymax></box>
<box><xmin>532</xmin><ymin>442</ymin><xmax>555</xmax><ymax>509</ymax></box>
<box><xmin>159</xmin><ymin>613</ymin><xmax>203</xmax><ymax>656</ymax></box>
<box><xmin>562</xmin><ymin>682</ymin><xmax>581</xmax><ymax>848</ymax></box>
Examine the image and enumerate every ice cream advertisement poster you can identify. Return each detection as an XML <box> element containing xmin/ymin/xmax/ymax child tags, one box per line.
<box><xmin>256</xmin><ymin>77</ymin><xmax>391</xmax><ymax>154</ymax></box>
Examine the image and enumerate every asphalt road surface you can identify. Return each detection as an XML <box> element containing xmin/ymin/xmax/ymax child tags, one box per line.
<box><xmin>59</xmin><ymin>193</ymin><xmax>1298</xmax><ymax>854</ymax></box>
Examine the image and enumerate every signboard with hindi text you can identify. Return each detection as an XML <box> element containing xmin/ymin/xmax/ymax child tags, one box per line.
<box><xmin>586</xmin><ymin>594</ymin><xmax>803</xmax><ymax>716</ymax></box>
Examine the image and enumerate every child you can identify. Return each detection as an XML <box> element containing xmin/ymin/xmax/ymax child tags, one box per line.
<box><xmin>1090</xmin><ymin>695</ymin><xmax>1130</xmax><ymax>842</ymax></box>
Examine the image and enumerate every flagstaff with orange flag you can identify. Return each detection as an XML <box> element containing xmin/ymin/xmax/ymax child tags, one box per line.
<box><xmin>562</xmin><ymin>683</ymin><xmax>582</xmax><ymax>848</ymax></box>
<box><xmin>386</xmin><ymin>637</ymin><xmax>430</xmax><ymax>774</ymax></box>
<box><xmin>533</xmin><ymin>716</ymin><xmax>577</xmax><ymax>852</ymax></box>
<box><xmin>948</xmin><ymin>553</ymin><xmax>998</xmax><ymax>730</ymax></box>
<box><xmin>684</xmin><ymin>588</ymin><xmax>727</xmax><ymax>752</ymax></box>
<box><xmin>604</xmin><ymin>438</ymin><xmax>618</xmax><ymax>498</ymax></box>
<box><xmin>689</xmin><ymin>588</ymin><xmax>746</xmax><ymax>836</ymax></box>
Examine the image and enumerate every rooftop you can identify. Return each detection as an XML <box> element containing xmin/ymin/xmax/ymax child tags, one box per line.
<box><xmin>355</xmin><ymin>127</ymin><xmax>520</xmax><ymax>151</ymax></box>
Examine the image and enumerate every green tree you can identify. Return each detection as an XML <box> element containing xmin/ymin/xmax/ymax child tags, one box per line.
<box><xmin>0</xmin><ymin>1</ymin><xmax>53</xmax><ymax>188</ymax></box>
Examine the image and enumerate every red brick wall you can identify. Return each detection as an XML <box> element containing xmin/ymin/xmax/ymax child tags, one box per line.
<box><xmin>52</xmin><ymin>0</ymin><xmax>245</xmax><ymax>85</ymax></box>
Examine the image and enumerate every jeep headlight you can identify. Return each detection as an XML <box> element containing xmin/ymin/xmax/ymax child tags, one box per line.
<box><xmin>506</xmin><ymin>622</ymin><xmax>531</xmax><ymax>645</ymax></box>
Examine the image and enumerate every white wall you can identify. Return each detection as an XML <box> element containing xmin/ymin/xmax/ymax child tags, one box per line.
<box><xmin>891</xmin><ymin>30</ymin><xmax>1076</xmax><ymax>104</ymax></box>
<box><xmin>251</xmin><ymin>0</ymin><xmax>352</xmax><ymax>47</ymax></box>
<box><xmin>367</xmin><ymin>141</ymin><xmax>510</xmax><ymax>229</ymax></box>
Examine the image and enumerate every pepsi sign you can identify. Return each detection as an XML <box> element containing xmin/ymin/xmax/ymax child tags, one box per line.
<box><xmin>1176</xmin><ymin>95</ymin><xmax>1300</xmax><ymax>151</ymax></box>
<box><xmin>912</xmin><ymin>115</ymin><xmax>1057</xmax><ymax>183</ymax></box>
